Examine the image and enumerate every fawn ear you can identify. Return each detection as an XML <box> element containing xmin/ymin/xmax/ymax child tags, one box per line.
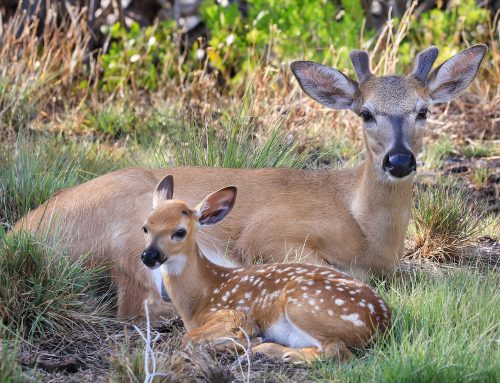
<box><xmin>196</xmin><ymin>186</ymin><xmax>237</xmax><ymax>226</ymax></box>
<box><xmin>291</xmin><ymin>61</ymin><xmax>359</xmax><ymax>110</ymax></box>
<box><xmin>427</xmin><ymin>44</ymin><xmax>488</xmax><ymax>103</ymax></box>
<box><xmin>153</xmin><ymin>175</ymin><xmax>174</xmax><ymax>208</ymax></box>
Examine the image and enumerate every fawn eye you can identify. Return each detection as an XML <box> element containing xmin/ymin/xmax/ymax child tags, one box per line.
<box><xmin>142</xmin><ymin>225</ymin><xmax>148</xmax><ymax>234</ymax></box>
<box><xmin>360</xmin><ymin>110</ymin><xmax>375</xmax><ymax>123</ymax></box>
<box><xmin>172</xmin><ymin>229</ymin><xmax>187</xmax><ymax>240</ymax></box>
<box><xmin>417</xmin><ymin>108</ymin><xmax>429</xmax><ymax>120</ymax></box>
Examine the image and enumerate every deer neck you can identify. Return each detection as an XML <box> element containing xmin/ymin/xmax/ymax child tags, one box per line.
<box><xmin>161</xmin><ymin>244</ymin><xmax>228</xmax><ymax>328</ymax></box>
<box><xmin>350</xmin><ymin>153</ymin><xmax>414</xmax><ymax>272</ymax></box>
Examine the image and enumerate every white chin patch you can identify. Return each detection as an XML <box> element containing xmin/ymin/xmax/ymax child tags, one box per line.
<box><xmin>386</xmin><ymin>171</ymin><xmax>415</xmax><ymax>182</ymax></box>
<box><xmin>163</xmin><ymin>255</ymin><xmax>187</xmax><ymax>276</ymax></box>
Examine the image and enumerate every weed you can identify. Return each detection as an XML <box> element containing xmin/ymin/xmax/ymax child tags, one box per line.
<box><xmin>412</xmin><ymin>181</ymin><xmax>486</xmax><ymax>261</ymax></box>
<box><xmin>153</xmin><ymin>100</ymin><xmax>307</xmax><ymax>169</ymax></box>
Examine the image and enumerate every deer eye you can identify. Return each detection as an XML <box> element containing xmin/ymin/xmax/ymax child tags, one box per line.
<box><xmin>360</xmin><ymin>110</ymin><xmax>375</xmax><ymax>123</ymax></box>
<box><xmin>417</xmin><ymin>108</ymin><xmax>429</xmax><ymax>120</ymax></box>
<box><xmin>172</xmin><ymin>229</ymin><xmax>187</xmax><ymax>240</ymax></box>
<box><xmin>142</xmin><ymin>225</ymin><xmax>148</xmax><ymax>234</ymax></box>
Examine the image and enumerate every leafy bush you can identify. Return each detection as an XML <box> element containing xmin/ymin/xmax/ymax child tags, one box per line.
<box><xmin>398</xmin><ymin>0</ymin><xmax>490</xmax><ymax>70</ymax></box>
<box><xmin>201</xmin><ymin>0</ymin><xmax>369</xmax><ymax>81</ymax></box>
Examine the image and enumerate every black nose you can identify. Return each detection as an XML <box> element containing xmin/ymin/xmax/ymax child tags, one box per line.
<box><xmin>383</xmin><ymin>152</ymin><xmax>417</xmax><ymax>178</ymax></box>
<box><xmin>141</xmin><ymin>248</ymin><xmax>161</xmax><ymax>268</ymax></box>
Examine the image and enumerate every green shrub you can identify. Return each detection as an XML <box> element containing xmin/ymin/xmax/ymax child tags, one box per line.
<box><xmin>201</xmin><ymin>0</ymin><xmax>369</xmax><ymax>82</ymax></box>
<box><xmin>398</xmin><ymin>0</ymin><xmax>490</xmax><ymax>70</ymax></box>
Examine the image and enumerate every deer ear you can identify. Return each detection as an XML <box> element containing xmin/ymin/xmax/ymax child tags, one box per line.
<box><xmin>427</xmin><ymin>44</ymin><xmax>488</xmax><ymax>103</ymax></box>
<box><xmin>349</xmin><ymin>50</ymin><xmax>372</xmax><ymax>84</ymax></box>
<box><xmin>412</xmin><ymin>46</ymin><xmax>439</xmax><ymax>82</ymax></box>
<box><xmin>153</xmin><ymin>175</ymin><xmax>174</xmax><ymax>208</ymax></box>
<box><xmin>196</xmin><ymin>186</ymin><xmax>237</xmax><ymax>226</ymax></box>
<box><xmin>291</xmin><ymin>61</ymin><xmax>359</xmax><ymax>110</ymax></box>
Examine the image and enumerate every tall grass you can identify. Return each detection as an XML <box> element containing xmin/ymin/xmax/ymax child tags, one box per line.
<box><xmin>309</xmin><ymin>270</ymin><xmax>500</xmax><ymax>383</ymax></box>
<box><xmin>0</xmin><ymin>228</ymin><xmax>115</xmax><ymax>340</ymax></box>
<box><xmin>411</xmin><ymin>181</ymin><xmax>486</xmax><ymax>261</ymax></box>
<box><xmin>0</xmin><ymin>136</ymin><xmax>126</xmax><ymax>227</ymax></box>
<box><xmin>153</xmin><ymin>97</ymin><xmax>308</xmax><ymax>169</ymax></box>
<box><xmin>0</xmin><ymin>344</ymin><xmax>28</xmax><ymax>383</ymax></box>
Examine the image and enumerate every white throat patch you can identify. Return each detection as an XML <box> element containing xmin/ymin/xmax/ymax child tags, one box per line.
<box><xmin>162</xmin><ymin>254</ymin><xmax>187</xmax><ymax>276</ymax></box>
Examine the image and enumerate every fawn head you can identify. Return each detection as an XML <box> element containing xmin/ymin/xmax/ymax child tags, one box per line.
<box><xmin>291</xmin><ymin>45</ymin><xmax>488</xmax><ymax>181</ymax></box>
<box><xmin>141</xmin><ymin>175</ymin><xmax>237</xmax><ymax>274</ymax></box>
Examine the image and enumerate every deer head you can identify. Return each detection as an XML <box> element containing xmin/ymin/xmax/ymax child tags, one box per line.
<box><xmin>141</xmin><ymin>175</ymin><xmax>237</xmax><ymax>275</ymax></box>
<box><xmin>291</xmin><ymin>45</ymin><xmax>488</xmax><ymax>181</ymax></box>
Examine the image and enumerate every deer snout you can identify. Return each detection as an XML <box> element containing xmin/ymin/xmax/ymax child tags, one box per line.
<box><xmin>141</xmin><ymin>247</ymin><xmax>163</xmax><ymax>268</ymax></box>
<box><xmin>382</xmin><ymin>150</ymin><xmax>417</xmax><ymax>178</ymax></box>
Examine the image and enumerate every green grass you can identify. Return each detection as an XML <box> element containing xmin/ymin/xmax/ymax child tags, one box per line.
<box><xmin>309</xmin><ymin>270</ymin><xmax>500</xmax><ymax>383</ymax></box>
<box><xmin>0</xmin><ymin>136</ymin><xmax>126</xmax><ymax>227</ymax></box>
<box><xmin>421</xmin><ymin>137</ymin><xmax>455</xmax><ymax>170</ymax></box>
<box><xmin>462</xmin><ymin>142</ymin><xmax>495</xmax><ymax>159</ymax></box>
<box><xmin>152</xmin><ymin>100</ymin><xmax>308</xmax><ymax>169</ymax></box>
<box><xmin>0</xmin><ymin>343</ymin><xmax>34</xmax><ymax>383</ymax></box>
<box><xmin>0</xmin><ymin>228</ymin><xmax>115</xmax><ymax>340</ymax></box>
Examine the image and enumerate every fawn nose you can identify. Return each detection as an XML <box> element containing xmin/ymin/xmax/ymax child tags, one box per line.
<box><xmin>383</xmin><ymin>151</ymin><xmax>417</xmax><ymax>178</ymax></box>
<box><xmin>141</xmin><ymin>248</ymin><xmax>162</xmax><ymax>268</ymax></box>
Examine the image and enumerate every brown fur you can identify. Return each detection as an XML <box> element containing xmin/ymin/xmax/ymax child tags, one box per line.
<box><xmin>12</xmin><ymin>45</ymin><xmax>487</xmax><ymax>318</ymax></box>
<box><xmin>146</xmin><ymin>191</ymin><xmax>391</xmax><ymax>363</ymax></box>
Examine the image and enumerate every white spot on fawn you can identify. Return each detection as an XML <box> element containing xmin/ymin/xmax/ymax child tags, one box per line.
<box><xmin>368</xmin><ymin>303</ymin><xmax>375</xmax><ymax>314</ymax></box>
<box><xmin>335</xmin><ymin>299</ymin><xmax>345</xmax><ymax>306</ymax></box>
<box><xmin>340</xmin><ymin>313</ymin><xmax>365</xmax><ymax>327</ymax></box>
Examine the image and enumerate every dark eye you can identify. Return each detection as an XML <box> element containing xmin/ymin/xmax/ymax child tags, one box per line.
<box><xmin>360</xmin><ymin>110</ymin><xmax>375</xmax><ymax>123</ymax></box>
<box><xmin>172</xmin><ymin>229</ymin><xmax>187</xmax><ymax>240</ymax></box>
<box><xmin>142</xmin><ymin>225</ymin><xmax>148</xmax><ymax>234</ymax></box>
<box><xmin>417</xmin><ymin>108</ymin><xmax>429</xmax><ymax>120</ymax></box>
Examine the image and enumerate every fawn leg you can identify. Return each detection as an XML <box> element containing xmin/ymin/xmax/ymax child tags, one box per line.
<box><xmin>282</xmin><ymin>341</ymin><xmax>354</xmax><ymax>364</ymax></box>
<box><xmin>184</xmin><ymin>309</ymin><xmax>261</xmax><ymax>353</ymax></box>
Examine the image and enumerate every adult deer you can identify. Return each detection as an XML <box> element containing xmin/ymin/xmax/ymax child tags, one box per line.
<box><xmin>13</xmin><ymin>45</ymin><xmax>487</xmax><ymax>318</ymax></box>
<box><xmin>142</xmin><ymin>175</ymin><xmax>391</xmax><ymax>363</ymax></box>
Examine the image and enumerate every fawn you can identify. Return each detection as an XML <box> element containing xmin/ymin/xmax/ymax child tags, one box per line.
<box><xmin>15</xmin><ymin>45</ymin><xmax>487</xmax><ymax>318</ymax></box>
<box><xmin>141</xmin><ymin>175</ymin><xmax>391</xmax><ymax>363</ymax></box>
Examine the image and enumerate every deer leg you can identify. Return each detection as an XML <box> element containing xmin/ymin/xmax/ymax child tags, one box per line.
<box><xmin>184</xmin><ymin>309</ymin><xmax>261</xmax><ymax>354</ymax></box>
<box><xmin>322</xmin><ymin>341</ymin><xmax>354</xmax><ymax>362</ymax></box>
<box><xmin>252</xmin><ymin>342</ymin><xmax>299</xmax><ymax>360</ymax></box>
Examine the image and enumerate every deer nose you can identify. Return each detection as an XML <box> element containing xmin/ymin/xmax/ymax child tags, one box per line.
<box><xmin>141</xmin><ymin>248</ymin><xmax>162</xmax><ymax>268</ymax></box>
<box><xmin>383</xmin><ymin>152</ymin><xmax>417</xmax><ymax>178</ymax></box>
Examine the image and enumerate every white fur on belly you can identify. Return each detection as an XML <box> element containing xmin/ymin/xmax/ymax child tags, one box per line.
<box><xmin>264</xmin><ymin>313</ymin><xmax>321</xmax><ymax>349</ymax></box>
